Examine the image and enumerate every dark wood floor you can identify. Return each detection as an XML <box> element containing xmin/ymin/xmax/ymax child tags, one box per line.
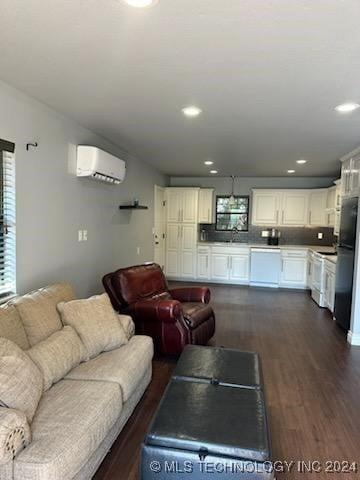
<box><xmin>94</xmin><ymin>284</ymin><xmax>360</xmax><ymax>480</ymax></box>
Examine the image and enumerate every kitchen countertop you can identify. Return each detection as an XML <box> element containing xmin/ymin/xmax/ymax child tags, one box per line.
<box><xmin>197</xmin><ymin>242</ymin><xmax>337</xmax><ymax>261</ymax></box>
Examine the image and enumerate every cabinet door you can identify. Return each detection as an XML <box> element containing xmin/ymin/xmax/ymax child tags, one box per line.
<box><xmin>334</xmin><ymin>209</ymin><xmax>341</xmax><ymax>236</ymax></box>
<box><xmin>197</xmin><ymin>254</ymin><xmax>210</xmax><ymax>279</ymax></box>
<box><xmin>180</xmin><ymin>224</ymin><xmax>197</xmax><ymax>250</ymax></box>
<box><xmin>211</xmin><ymin>254</ymin><xmax>229</xmax><ymax>280</ymax></box>
<box><xmin>166</xmin><ymin>224</ymin><xmax>180</xmax><ymax>250</ymax></box>
<box><xmin>281</xmin><ymin>191</ymin><xmax>309</xmax><ymax>226</ymax></box>
<box><xmin>252</xmin><ymin>191</ymin><xmax>280</xmax><ymax>225</ymax></box>
<box><xmin>181</xmin><ymin>250</ymin><xmax>196</xmax><ymax>278</ymax></box>
<box><xmin>280</xmin><ymin>257</ymin><xmax>307</xmax><ymax>286</ymax></box>
<box><xmin>308</xmin><ymin>190</ymin><xmax>327</xmax><ymax>226</ymax></box>
<box><xmin>351</xmin><ymin>155</ymin><xmax>360</xmax><ymax>196</ymax></box>
<box><xmin>165</xmin><ymin>250</ymin><xmax>179</xmax><ymax>276</ymax></box>
<box><xmin>341</xmin><ymin>158</ymin><xmax>352</xmax><ymax>197</ymax></box>
<box><xmin>166</xmin><ymin>189</ymin><xmax>182</xmax><ymax>223</ymax></box>
<box><xmin>198</xmin><ymin>189</ymin><xmax>213</xmax><ymax>223</ymax></box>
<box><xmin>229</xmin><ymin>255</ymin><xmax>249</xmax><ymax>283</ymax></box>
<box><xmin>329</xmin><ymin>272</ymin><xmax>336</xmax><ymax>312</ymax></box>
<box><xmin>181</xmin><ymin>189</ymin><xmax>198</xmax><ymax>223</ymax></box>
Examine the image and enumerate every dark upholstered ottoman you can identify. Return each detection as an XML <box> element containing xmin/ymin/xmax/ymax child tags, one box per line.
<box><xmin>141</xmin><ymin>346</ymin><xmax>273</xmax><ymax>479</ymax></box>
<box><xmin>173</xmin><ymin>345</ymin><xmax>262</xmax><ymax>389</ymax></box>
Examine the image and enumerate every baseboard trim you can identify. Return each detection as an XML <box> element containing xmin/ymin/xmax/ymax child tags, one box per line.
<box><xmin>347</xmin><ymin>331</ymin><xmax>360</xmax><ymax>346</ymax></box>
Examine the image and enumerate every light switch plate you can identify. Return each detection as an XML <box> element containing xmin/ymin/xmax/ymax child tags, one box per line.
<box><xmin>261</xmin><ymin>230</ymin><xmax>270</xmax><ymax>237</ymax></box>
<box><xmin>83</xmin><ymin>230</ymin><xmax>88</xmax><ymax>241</ymax></box>
<box><xmin>318</xmin><ymin>232</ymin><xmax>323</xmax><ymax>239</ymax></box>
<box><xmin>78</xmin><ymin>230</ymin><xmax>83</xmax><ymax>242</ymax></box>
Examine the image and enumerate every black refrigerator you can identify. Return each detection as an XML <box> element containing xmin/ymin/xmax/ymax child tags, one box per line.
<box><xmin>334</xmin><ymin>197</ymin><xmax>358</xmax><ymax>330</ymax></box>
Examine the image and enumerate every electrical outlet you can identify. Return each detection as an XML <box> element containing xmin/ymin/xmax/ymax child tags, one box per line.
<box><xmin>261</xmin><ymin>230</ymin><xmax>270</xmax><ymax>238</ymax></box>
<box><xmin>83</xmin><ymin>230</ymin><xmax>88</xmax><ymax>241</ymax></box>
<box><xmin>137</xmin><ymin>247</ymin><xmax>141</xmax><ymax>256</ymax></box>
<box><xmin>78</xmin><ymin>230</ymin><xmax>83</xmax><ymax>242</ymax></box>
<box><xmin>318</xmin><ymin>232</ymin><xmax>323</xmax><ymax>239</ymax></box>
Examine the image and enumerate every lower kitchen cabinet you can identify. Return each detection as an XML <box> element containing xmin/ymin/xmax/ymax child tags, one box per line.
<box><xmin>324</xmin><ymin>260</ymin><xmax>336</xmax><ymax>313</ymax></box>
<box><xmin>197</xmin><ymin>247</ymin><xmax>211</xmax><ymax>279</ymax></box>
<box><xmin>280</xmin><ymin>250</ymin><xmax>308</xmax><ymax>288</ymax></box>
<box><xmin>211</xmin><ymin>247</ymin><xmax>250</xmax><ymax>284</ymax></box>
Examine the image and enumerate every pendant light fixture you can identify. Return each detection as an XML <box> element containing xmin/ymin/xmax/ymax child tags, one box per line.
<box><xmin>229</xmin><ymin>175</ymin><xmax>236</xmax><ymax>207</ymax></box>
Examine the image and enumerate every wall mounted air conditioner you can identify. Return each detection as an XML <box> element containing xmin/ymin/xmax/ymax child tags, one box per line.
<box><xmin>76</xmin><ymin>146</ymin><xmax>126</xmax><ymax>184</ymax></box>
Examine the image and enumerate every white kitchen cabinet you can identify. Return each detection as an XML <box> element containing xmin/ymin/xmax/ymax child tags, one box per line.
<box><xmin>308</xmin><ymin>189</ymin><xmax>328</xmax><ymax>226</ymax></box>
<box><xmin>280</xmin><ymin>250</ymin><xmax>308</xmax><ymax>288</ymax></box>
<box><xmin>325</xmin><ymin>186</ymin><xmax>336</xmax><ymax>227</ymax></box>
<box><xmin>198</xmin><ymin>189</ymin><xmax>214</xmax><ymax>224</ymax></box>
<box><xmin>197</xmin><ymin>247</ymin><xmax>211</xmax><ymax>279</ymax></box>
<box><xmin>210</xmin><ymin>246</ymin><xmax>250</xmax><ymax>284</ymax></box>
<box><xmin>166</xmin><ymin>189</ymin><xmax>183</xmax><ymax>223</ymax></box>
<box><xmin>165</xmin><ymin>223</ymin><xmax>197</xmax><ymax>278</ymax></box>
<box><xmin>340</xmin><ymin>150</ymin><xmax>360</xmax><ymax>199</ymax></box>
<box><xmin>251</xmin><ymin>190</ymin><xmax>281</xmax><ymax>226</ymax></box>
<box><xmin>281</xmin><ymin>191</ymin><xmax>309</xmax><ymax>226</ymax></box>
<box><xmin>211</xmin><ymin>254</ymin><xmax>229</xmax><ymax>280</ymax></box>
<box><xmin>334</xmin><ymin>209</ymin><xmax>341</xmax><ymax>237</ymax></box>
<box><xmin>324</xmin><ymin>260</ymin><xmax>336</xmax><ymax>313</ymax></box>
<box><xmin>229</xmin><ymin>255</ymin><xmax>250</xmax><ymax>282</ymax></box>
<box><xmin>165</xmin><ymin>188</ymin><xmax>199</xmax><ymax>223</ymax></box>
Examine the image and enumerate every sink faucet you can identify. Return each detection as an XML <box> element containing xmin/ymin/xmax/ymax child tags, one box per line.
<box><xmin>230</xmin><ymin>227</ymin><xmax>238</xmax><ymax>244</ymax></box>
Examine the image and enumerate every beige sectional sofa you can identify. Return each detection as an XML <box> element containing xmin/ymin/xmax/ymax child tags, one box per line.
<box><xmin>0</xmin><ymin>283</ymin><xmax>154</xmax><ymax>480</ymax></box>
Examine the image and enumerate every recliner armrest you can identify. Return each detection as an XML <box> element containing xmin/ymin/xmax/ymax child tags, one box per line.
<box><xmin>132</xmin><ymin>300</ymin><xmax>183</xmax><ymax>324</ymax></box>
<box><xmin>169</xmin><ymin>287</ymin><xmax>211</xmax><ymax>304</ymax></box>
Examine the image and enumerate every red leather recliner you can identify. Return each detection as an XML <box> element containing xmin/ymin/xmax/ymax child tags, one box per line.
<box><xmin>102</xmin><ymin>263</ymin><xmax>215</xmax><ymax>355</ymax></box>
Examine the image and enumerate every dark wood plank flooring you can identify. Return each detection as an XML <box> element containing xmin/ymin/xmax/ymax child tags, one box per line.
<box><xmin>94</xmin><ymin>284</ymin><xmax>360</xmax><ymax>479</ymax></box>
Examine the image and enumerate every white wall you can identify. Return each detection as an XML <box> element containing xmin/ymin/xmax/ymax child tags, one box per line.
<box><xmin>0</xmin><ymin>81</ymin><xmax>167</xmax><ymax>297</ymax></box>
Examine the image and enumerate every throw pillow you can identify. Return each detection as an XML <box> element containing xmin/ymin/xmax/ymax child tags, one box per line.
<box><xmin>28</xmin><ymin>326</ymin><xmax>88</xmax><ymax>391</ymax></box>
<box><xmin>57</xmin><ymin>293</ymin><xmax>128</xmax><ymax>359</ymax></box>
<box><xmin>0</xmin><ymin>337</ymin><xmax>43</xmax><ymax>423</ymax></box>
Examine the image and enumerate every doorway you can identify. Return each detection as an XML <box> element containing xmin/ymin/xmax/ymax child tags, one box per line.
<box><xmin>153</xmin><ymin>185</ymin><xmax>166</xmax><ymax>269</ymax></box>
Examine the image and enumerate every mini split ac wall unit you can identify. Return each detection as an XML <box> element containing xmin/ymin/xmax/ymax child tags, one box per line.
<box><xmin>76</xmin><ymin>146</ymin><xmax>126</xmax><ymax>184</ymax></box>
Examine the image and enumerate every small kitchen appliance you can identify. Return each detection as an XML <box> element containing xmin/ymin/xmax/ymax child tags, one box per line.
<box><xmin>267</xmin><ymin>228</ymin><xmax>280</xmax><ymax>246</ymax></box>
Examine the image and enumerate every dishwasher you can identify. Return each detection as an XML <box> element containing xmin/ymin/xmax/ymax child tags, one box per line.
<box><xmin>250</xmin><ymin>248</ymin><xmax>281</xmax><ymax>287</ymax></box>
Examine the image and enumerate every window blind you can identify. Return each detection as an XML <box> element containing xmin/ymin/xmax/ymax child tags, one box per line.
<box><xmin>0</xmin><ymin>147</ymin><xmax>16</xmax><ymax>298</ymax></box>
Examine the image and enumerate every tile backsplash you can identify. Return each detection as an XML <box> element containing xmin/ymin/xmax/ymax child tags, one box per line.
<box><xmin>199</xmin><ymin>224</ymin><xmax>336</xmax><ymax>246</ymax></box>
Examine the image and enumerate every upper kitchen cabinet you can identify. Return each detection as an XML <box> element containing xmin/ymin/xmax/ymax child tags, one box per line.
<box><xmin>281</xmin><ymin>190</ymin><xmax>309</xmax><ymax>226</ymax></box>
<box><xmin>340</xmin><ymin>148</ymin><xmax>360</xmax><ymax>198</ymax></box>
<box><xmin>252</xmin><ymin>190</ymin><xmax>281</xmax><ymax>225</ymax></box>
<box><xmin>165</xmin><ymin>188</ymin><xmax>199</xmax><ymax>223</ymax></box>
<box><xmin>198</xmin><ymin>189</ymin><xmax>214</xmax><ymax>224</ymax></box>
<box><xmin>252</xmin><ymin>189</ymin><xmax>308</xmax><ymax>226</ymax></box>
<box><xmin>308</xmin><ymin>189</ymin><xmax>328</xmax><ymax>226</ymax></box>
<box><xmin>325</xmin><ymin>185</ymin><xmax>336</xmax><ymax>227</ymax></box>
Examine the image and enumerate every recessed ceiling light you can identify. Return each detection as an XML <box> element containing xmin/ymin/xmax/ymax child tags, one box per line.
<box><xmin>210</xmin><ymin>170</ymin><xmax>218</xmax><ymax>174</ymax></box>
<box><xmin>204</xmin><ymin>160</ymin><xmax>214</xmax><ymax>166</ymax></box>
<box><xmin>123</xmin><ymin>0</ymin><xmax>156</xmax><ymax>7</ymax></box>
<box><xmin>296</xmin><ymin>159</ymin><xmax>307</xmax><ymax>164</ymax></box>
<box><xmin>182</xmin><ymin>106</ymin><xmax>202</xmax><ymax>117</ymax></box>
<box><xmin>287</xmin><ymin>169</ymin><xmax>295</xmax><ymax>174</ymax></box>
<box><xmin>335</xmin><ymin>102</ymin><xmax>360</xmax><ymax>113</ymax></box>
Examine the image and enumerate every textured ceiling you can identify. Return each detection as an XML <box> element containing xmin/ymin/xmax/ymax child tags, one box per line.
<box><xmin>1</xmin><ymin>0</ymin><xmax>360</xmax><ymax>177</ymax></box>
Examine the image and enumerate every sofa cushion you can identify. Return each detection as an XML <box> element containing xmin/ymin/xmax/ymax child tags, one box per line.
<box><xmin>11</xmin><ymin>283</ymin><xmax>76</xmax><ymax>347</ymax></box>
<box><xmin>0</xmin><ymin>304</ymin><xmax>29</xmax><ymax>350</ymax></box>
<box><xmin>14</xmin><ymin>379</ymin><xmax>122</xmax><ymax>480</ymax></box>
<box><xmin>58</xmin><ymin>293</ymin><xmax>128</xmax><ymax>359</ymax></box>
<box><xmin>28</xmin><ymin>326</ymin><xmax>87</xmax><ymax>391</ymax></box>
<box><xmin>66</xmin><ymin>335</ymin><xmax>153</xmax><ymax>402</ymax></box>
<box><xmin>117</xmin><ymin>314</ymin><xmax>135</xmax><ymax>340</ymax></box>
<box><xmin>0</xmin><ymin>407</ymin><xmax>31</xmax><ymax>465</ymax></box>
<box><xmin>0</xmin><ymin>338</ymin><xmax>43</xmax><ymax>423</ymax></box>
<box><xmin>182</xmin><ymin>302</ymin><xmax>214</xmax><ymax>329</ymax></box>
